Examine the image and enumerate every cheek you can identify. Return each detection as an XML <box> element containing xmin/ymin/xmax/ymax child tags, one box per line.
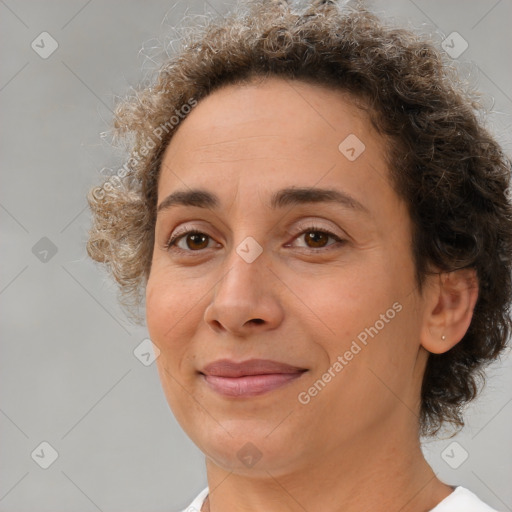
<box><xmin>303</xmin><ymin>256</ymin><xmax>417</xmax><ymax>385</ymax></box>
<box><xmin>146</xmin><ymin>278</ymin><xmax>171</xmax><ymax>342</ymax></box>
<box><xmin>146</xmin><ymin>274</ymin><xmax>205</xmax><ymax>424</ymax></box>
<box><xmin>302</xmin><ymin>262</ymin><xmax>398</xmax><ymax>348</ymax></box>
<box><xmin>145</xmin><ymin>272</ymin><xmax>199</xmax><ymax>360</ymax></box>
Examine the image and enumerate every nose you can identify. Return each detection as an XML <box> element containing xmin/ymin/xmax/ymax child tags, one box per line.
<box><xmin>203</xmin><ymin>247</ymin><xmax>284</xmax><ymax>337</ymax></box>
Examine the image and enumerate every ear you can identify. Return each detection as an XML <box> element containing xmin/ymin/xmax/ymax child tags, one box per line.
<box><xmin>420</xmin><ymin>268</ymin><xmax>479</xmax><ymax>354</ymax></box>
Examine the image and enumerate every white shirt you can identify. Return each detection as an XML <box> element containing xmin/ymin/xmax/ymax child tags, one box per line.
<box><xmin>180</xmin><ymin>486</ymin><xmax>500</xmax><ymax>511</ymax></box>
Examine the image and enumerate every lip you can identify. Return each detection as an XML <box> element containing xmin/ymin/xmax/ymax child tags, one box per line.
<box><xmin>200</xmin><ymin>358</ymin><xmax>308</xmax><ymax>397</ymax></box>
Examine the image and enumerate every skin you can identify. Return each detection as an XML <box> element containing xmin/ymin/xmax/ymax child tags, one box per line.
<box><xmin>145</xmin><ymin>76</ymin><xmax>479</xmax><ymax>512</ymax></box>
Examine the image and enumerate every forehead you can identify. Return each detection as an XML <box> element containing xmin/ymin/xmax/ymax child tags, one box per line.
<box><xmin>157</xmin><ymin>77</ymin><xmax>392</xmax><ymax>209</ymax></box>
<box><xmin>165</xmin><ymin>77</ymin><xmax>373</xmax><ymax>157</ymax></box>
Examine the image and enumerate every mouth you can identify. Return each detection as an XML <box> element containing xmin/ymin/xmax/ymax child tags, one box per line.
<box><xmin>199</xmin><ymin>358</ymin><xmax>308</xmax><ymax>397</ymax></box>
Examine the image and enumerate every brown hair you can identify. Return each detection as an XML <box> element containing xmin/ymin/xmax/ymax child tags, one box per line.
<box><xmin>86</xmin><ymin>0</ymin><xmax>512</xmax><ymax>436</ymax></box>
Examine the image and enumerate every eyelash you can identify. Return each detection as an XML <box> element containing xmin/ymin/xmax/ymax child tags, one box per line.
<box><xmin>164</xmin><ymin>225</ymin><xmax>345</xmax><ymax>254</ymax></box>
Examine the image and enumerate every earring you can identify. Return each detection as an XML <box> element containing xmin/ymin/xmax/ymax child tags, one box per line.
<box><xmin>441</xmin><ymin>335</ymin><xmax>446</xmax><ymax>340</ymax></box>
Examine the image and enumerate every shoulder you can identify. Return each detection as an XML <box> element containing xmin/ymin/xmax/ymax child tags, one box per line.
<box><xmin>177</xmin><ymin>487</ymin><xmax>209</xmax><ymax>512</ymax></box>
<box><xmin>430</xmin><ymin>486</ymin><xmax>501</xmax><ymax>512</ymax></box>
<box><xmin>176</xmin><ymin>485</ymin><xmax>501</xmax><ymax>512</ymax></box>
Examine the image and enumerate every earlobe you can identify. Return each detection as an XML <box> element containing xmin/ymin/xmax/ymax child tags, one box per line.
<box><xmin>420</xmin><ymin>268</ymin><xmax>479</xmax><ymax>355</ymax></box>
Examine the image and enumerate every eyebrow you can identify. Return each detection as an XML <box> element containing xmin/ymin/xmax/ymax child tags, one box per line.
<box><xmin>156</xmin><ymin>186</ymin><xmax>370</xmax><ymax>215</ymax></box>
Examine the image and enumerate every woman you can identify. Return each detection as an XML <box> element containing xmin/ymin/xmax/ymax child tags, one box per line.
<box><xmin>86</xmin><ymin>0</ymin><xmax>512</xmax><ymax>510</ymax></box>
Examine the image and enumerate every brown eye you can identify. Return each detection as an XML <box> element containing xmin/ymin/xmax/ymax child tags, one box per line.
<box><xmin>304</xmin><ymin>231</ymin><xmax>330</xmax><ymax>248</ymax></box>
<box><xmin>290</xmin><ymin>225</ymin><xmax>344</xmax><ymax>251</ymax></box>
<box><xmin>184</xmin><ymin>233</ymin><xmax>210</xmax><ymax>250</ymax></box>
<box><xmin>166</xmin><ymin>230</ymin><xmax>214</xmax><ymax>251</ymax></box>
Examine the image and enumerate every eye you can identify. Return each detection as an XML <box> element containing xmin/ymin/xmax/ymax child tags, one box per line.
<box><xmin>165</xmin><ymin>230</ymin><xmax>217</xmax><ymax>252</ymax></box>
<box><xmin>288</xmin><ymin>225</ymin><xmax>345</xmax><ymax>251</ymax></box>
<box><xmin>164</xmin><ymin>225</ymin><xmax>345</xmax><ymax>254</ymax></box>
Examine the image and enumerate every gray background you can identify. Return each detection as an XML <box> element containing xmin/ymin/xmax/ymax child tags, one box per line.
<box><xmin>1</xmin><ymin>0</ymin><xmax>511</xmax><ymax>511</ymax></box>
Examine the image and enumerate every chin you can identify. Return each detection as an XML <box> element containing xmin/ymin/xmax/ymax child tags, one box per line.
<box><xmin>194</xmin><ymin>420</ymin><xmax>307</xmax><ymax>476</ymax></box>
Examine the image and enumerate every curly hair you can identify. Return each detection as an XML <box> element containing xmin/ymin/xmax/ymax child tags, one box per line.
<box><xmin>86</xmin><ymin>0</ymin><xmax>512</xmax><ymax>436</ymax></box>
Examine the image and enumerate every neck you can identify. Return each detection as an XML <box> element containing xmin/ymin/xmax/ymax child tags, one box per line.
<box><xmin>202</xmin><ymin>417</ymin><xmax>453</xmax><ymax>512</ymax></box>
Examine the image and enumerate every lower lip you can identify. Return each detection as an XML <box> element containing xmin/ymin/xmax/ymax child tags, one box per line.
<box><xmin>202</xmin><ymin>372</ymin><xmax>305</xmax><ymax>397</ymax></box>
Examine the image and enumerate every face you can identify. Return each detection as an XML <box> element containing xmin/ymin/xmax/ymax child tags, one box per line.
<box><xmin>146</xmin><ymin>77</ymin><xmax>429</xmax><ymax>476</ymax></box>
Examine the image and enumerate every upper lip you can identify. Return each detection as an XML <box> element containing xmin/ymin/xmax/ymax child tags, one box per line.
<box><xmin>201</xmin><ymin>358</ymin><xmax>307</xmax><ymax>377</ymax></box>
